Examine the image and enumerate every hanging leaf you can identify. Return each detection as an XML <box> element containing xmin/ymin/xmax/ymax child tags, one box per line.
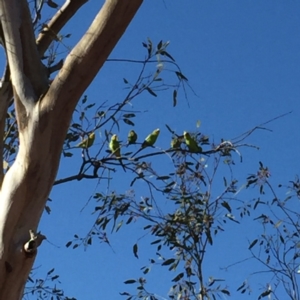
<box><xmin>258</xmin><ymin>290</ymin><xmax>272</xmax><ymax>299</ymax></box>
<box><xmin>47</xmin><ymin>268</ymin><xmax>55</xmax><ymax>275</ymax></box>
<box><xmin>133</xmin><ymin>243</ymin><xmax>138</xmax><ymax>259</ymax></box>
<box><xmin>146</xmin><ymin>87</ymin><xmax>157</xmax><ymax>97</ymax></box>
<box><xmin>123</xmin><ymin>113</ymin><xmax>135</xmax><ymax>118</ymax></box>
<box><xmin>248</xmin><ymin>239</ymin><xmax>258</xmax><ymax>250</ymax></box>
<box><xmin>47</xmin><ymin>0</ymin><xmax>59</xmax><ymax>8</ymax></box>
<box><xmin>221</xmin><ymin>290</ymin><xmax>230</xmax><ymax>296</ymax></box>
<box><xmin>124</xmin><ymin>279</ymin><xmax>136</xmax><ymax>284</ymax></box>
<box><xmin>162</xmin><ymin>258</ymin><xmax>175</xmax><ymax>266</ymax></box>
<box><xmin>221</xmin><ymin>201</ymin><xmax>231</xmax><ymax>213</ymax></box>
<box><xmin>172</xmin><ymin>89</ymin><xmax>177</xmax><ymax>107</ymax></box>
<box><xmin>161</xmin><ymin>50</ymin><xmax>175</xmax><ymax>61</ymax></box>
<box><xmin>175</xmin><ymin>71</ymin><xmax>188</xmax><ymax>81</ymax></box>
<box><xmin>157</xmin><ymin>40</ymin><xmax>163</xmax><ymax>50</ymax></box>
<box><xmin>65</xmin><ymin>241</ymin><xmax>72</xmax><ymax>248</ymax></box>
<box><xmin>165</xmin><ymin>124</ymin><xmax>176</xmax><ymax>135</ymax></box>
<box><xmin>171</xmin><ymin>272</ymin><xmax>184</xmax><ymax>282</ymax></box>
<box><xmin>123</xmin><ymin>119</ymin><xmax>135</xmax><ymax>126</ymax></box>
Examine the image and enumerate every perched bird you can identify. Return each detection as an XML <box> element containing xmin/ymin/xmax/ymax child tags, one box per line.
<box><xmin>109</xmin><ymin>134</ymin><xmax>121</xmax><ymax>158</ymax></box>
<box><xmin>132</xmin><ymin>128</ymin><xmax>160</xmax><ymax>157</ymax></box>
<box><xmin>183</xmin><ymin>131</ymin><xmax>202</xmax><ymax>153</ymax></box>
<box><xmin>76</xmin><ymin>132</ymin><xmax>95</xmax><ymax>148</ymax></box>
<box><xmin>171</xmin><ymin>137</ymin><xmax>181</xmax><ymax>149</ymax></box>
<box><xmin>127</xmin><ymin>130</ymin><xmax>138</xmax><ymax>144</ymax></box>
<box><xmin>141</xmin><ymin>128</ymin><xmax>160</xmax><ymax>148</ymax></box>
<box><xmin>109</xmin><ymin>134</ymin><xmax>126</xmax><ymax>171</ymax></box>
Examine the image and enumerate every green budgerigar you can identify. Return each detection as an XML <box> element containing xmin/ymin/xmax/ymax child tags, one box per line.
<box><xmin>170</xmin><ymin>137</ymin><xmax>181</xmax><ymax>149</ymax></box>
<box><xmin>109</xmin><ymin>134</ymin><xmax>121</xmax><ymax>158</ymax></box>
<box><xmin>141</xmin><ymin>128</ymin><xmax>160</xmax><ymax>148</ymax></box>
<box><xmin>183</xmin><ymin>131</ymin><xmax>202</xmax><ymax>153</ymax></box>
<box><xmin>127</xmin><ymin>130</ymin><xmax>138</xmax><ymax>144</ymax></box>
<box><xmin>132</xmin><ymin>128</ymin><xmax>160</xmax><ymax>157</ymax></box>
<box><xmin>109</xmin><ymin>134</ymin><xmax>126</xmax><ymax>172</ymax></box>
<box><xmin>76</xmin><ymin>132</ymin><xmax>95</xmax><ymax>148</ymax></box>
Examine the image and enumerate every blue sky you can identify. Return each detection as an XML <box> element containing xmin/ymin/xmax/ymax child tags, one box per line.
<box><xmin>18</xmin><ymin>1</ymin><xmax>300</xmax><ymax>299</ymax></box>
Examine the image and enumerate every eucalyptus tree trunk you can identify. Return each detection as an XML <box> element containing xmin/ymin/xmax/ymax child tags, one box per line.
<box><xmin>0</xmin><ymin>0</ymin><xmax>142</xmax><ymax>298</ymax></box>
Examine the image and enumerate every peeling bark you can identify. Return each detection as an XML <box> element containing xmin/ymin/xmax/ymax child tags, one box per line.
<box><xmin>0</xmin><ymin>0</ymin><xmax>143</xmax><ymax>298</ymax></box>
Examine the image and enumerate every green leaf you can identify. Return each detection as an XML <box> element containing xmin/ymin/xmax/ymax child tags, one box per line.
<box><xmin>237</xmin><ymin>282</ymin><xmax>246</xmax><ymax>292</ymax></box>
<box><xmin>126</xmin><ymin>217</ymin><xmax>133</xmax><ymax>225</ymax></box>
<box><xmin>205</xmin><ymin>229</ymin><xmax>213</xmax><ymax>245</ymax></box>
<box><xmin>254</xmin><ymin>199</ymin><xmax>265</xmax><ymax>209</ymax></box>
<box><xmin>171</xmin><ymin>272</ymin><xmax>184</xmax><ymax>282</ymax></box>
<box><xmin>84</xmin><ymin>103</ymin><xmax>95</xmax><ymax>111</ymax></box>
<box><xmin>150</xmin><ymin>239</ymin><xmax>161</xmax><ymax>245</ymax></box>
<box><xmin>221</xmin><ymin>290</ymin><xmax>230</xmax><ymax>296</ymax></box>
<box><xmin>133</xmin><ymin>243</ymin><xmax>138</xmax><ymax>259</ymax></box>
<box><xmin>248</xmin><ymin>239</ymin><xmax>258</xmax><ymax>250</ymax></box>
<box><xmin>246</xmin><ymin>178</ymin><xmax>258</xmax><ymax>187</ymax></box>
<box><xmin>123</xmin><ymin>113</ymin><xmax>135</xmax><ymax>118</ymax></box>
<box><xmin>82</xmin><ymin>95</ymin><xmax>87</xmax><ymax>104</ymax></box>
<box><xmin>165</xmin><ymin>124</ymin><xmax>176</xmax><ymax>135</ymax></box>
<box><xmin>47</xmin><ymin>0</ymin><xmax>59</xmax><ymax>8</ymax></box>
<box><xmin>161</xmin><ymin>50</ymin><xmax>175</xmax><ymax>61</ymax></box>
<box><xmin>162</xmin><ymin>258</ymin><xmax>175</xmax><ymax>266</ymax></box>
<box><xmin>124</xmin><ymin>279</ymin><xmax>136</xmax><ymax>284</ymax></box>
<box><xmin>221</xmin><ymin>201</ymin><xmax>231</xmax><ymax>213</ymax></box>
<box><xmin>47</xmin><ymin>268</ymin><xmax>55</xmax><ymax>275</ymax></box>
<box><xmin>123</xmin><ymin>119</ymin><xmax>135</xmax><ymax>126</ymax></box>
<box><xmin>274</xmin><ymin>220</ymin><xmax>282</xmax><ymax>228</ymax></box>
<box><xmin>146</xmin><ymin>87</ymin><xmax>157</xmax><ymax>97</ymax></box>
<box><xmin>116</xmin><ymin>220</ymin><xmax>123</xmax><ymax>232</ymax></box>
<box><xmin>173</xmin><ymin>90</ymin><xmax>177</xmax><ymax>107</ymax></box>
<box><xmin>175</xmin><ymin>71</ymin><xmax>188</xmax><ymax>81</ymax></box>
<box><xmin>225</xmin><ymin>213</ymin><xmax>240</xmax><ymax>223</ymax></box>
<box><xmin>156</xmin><ymin>176</ymin><xmax>170</xmax><ymax>180</ymax></box>
<box><xmin>65</xmin><ymin>241</ymin><xmax>72</xmax><ymax>248</ymax></box>
<box><xmin>258</xmin><ymin>290</ymin><xmax>271</xmax><ymax>299</ymax></box>
<box><xmin>157</xmin><ymin>40</ymin><xmax>163</xmax><ymax>50</ymax></box>
<box><xmin>51</xmin><ymin>275</ymin><xmax>59</xmax><ymax>281</ymax></box>
<box><xmin>280</xmin><ymin>235</ymin><xmax>284</xmax><ymax>243</ymax></box>
<box><xmin>63</xmin><ymin>151</ymin><xmax>73</xmax><ymax>157</ymax></box>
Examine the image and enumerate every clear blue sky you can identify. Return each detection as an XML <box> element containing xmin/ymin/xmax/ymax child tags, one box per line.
<box><xmin>20</xmin><ymin>1</ymin><xmax>300</xmax><ymax>299</ymax></box>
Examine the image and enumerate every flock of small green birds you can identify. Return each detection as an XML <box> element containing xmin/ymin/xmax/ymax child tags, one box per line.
<box><xmin>76</xmin><ymin>128</ymin><xmax>202</xmax><ymax>158</ymax></box>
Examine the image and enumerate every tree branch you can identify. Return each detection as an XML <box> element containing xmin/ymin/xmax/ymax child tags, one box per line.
<box><xmin>36</xmin><ymin>0</ymin><xmax>89</xmax><ymax>56</ymax></box>
<box><xmin>0</xmin><ymin>78</ymin><xmax>12</xmax><ymax>186</ymax></box>
<box><xmin>42</xmin><ymin>0</ymin><xmax>143</xmax><ymax>119</ymax></box>
<box><xmin>0</xmin><ymin>0</ymin><xmax>48</xmax><ymax>110</ymax></box>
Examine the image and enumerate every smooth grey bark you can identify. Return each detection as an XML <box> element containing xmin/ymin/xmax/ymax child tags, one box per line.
<box><xmin>0</xmin><ymin>0</ymin><xmax>143</xmax><ymax>298</ymax></box>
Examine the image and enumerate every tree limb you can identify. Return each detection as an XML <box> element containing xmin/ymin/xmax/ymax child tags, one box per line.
<box><xmin>0</xmin><ymin>0</ymin><xmax>48</xmax><ymax>110</ymax></box>
<box><xmin>42</xmin><ymin>0</ymin><xmax>143</xmax><ymax>119</ymax></box>
<box><xmin>36</xmin><ymin>0</ymin><xmax>89</xmax><ymax>56</ymax></box>
<box><xmin>0</xmin><ymin>72</ymin><xmax>12</xmax><ymax>186</ymax></box>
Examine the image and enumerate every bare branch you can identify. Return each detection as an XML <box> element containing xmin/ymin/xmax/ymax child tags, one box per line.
<box><xmin>36</xmin><ymin>0</ymin><xmax>89</xmax><ymax>56</ymax></box>
<box><xmin>43</xmin><ymin>0</ymin><xmax>143</xmax><ymax>118</ymax></box>
<box><xmin>0</xmin><ymin>0</ymin><xmax>48</xmax><ymax>109</ymax></box>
